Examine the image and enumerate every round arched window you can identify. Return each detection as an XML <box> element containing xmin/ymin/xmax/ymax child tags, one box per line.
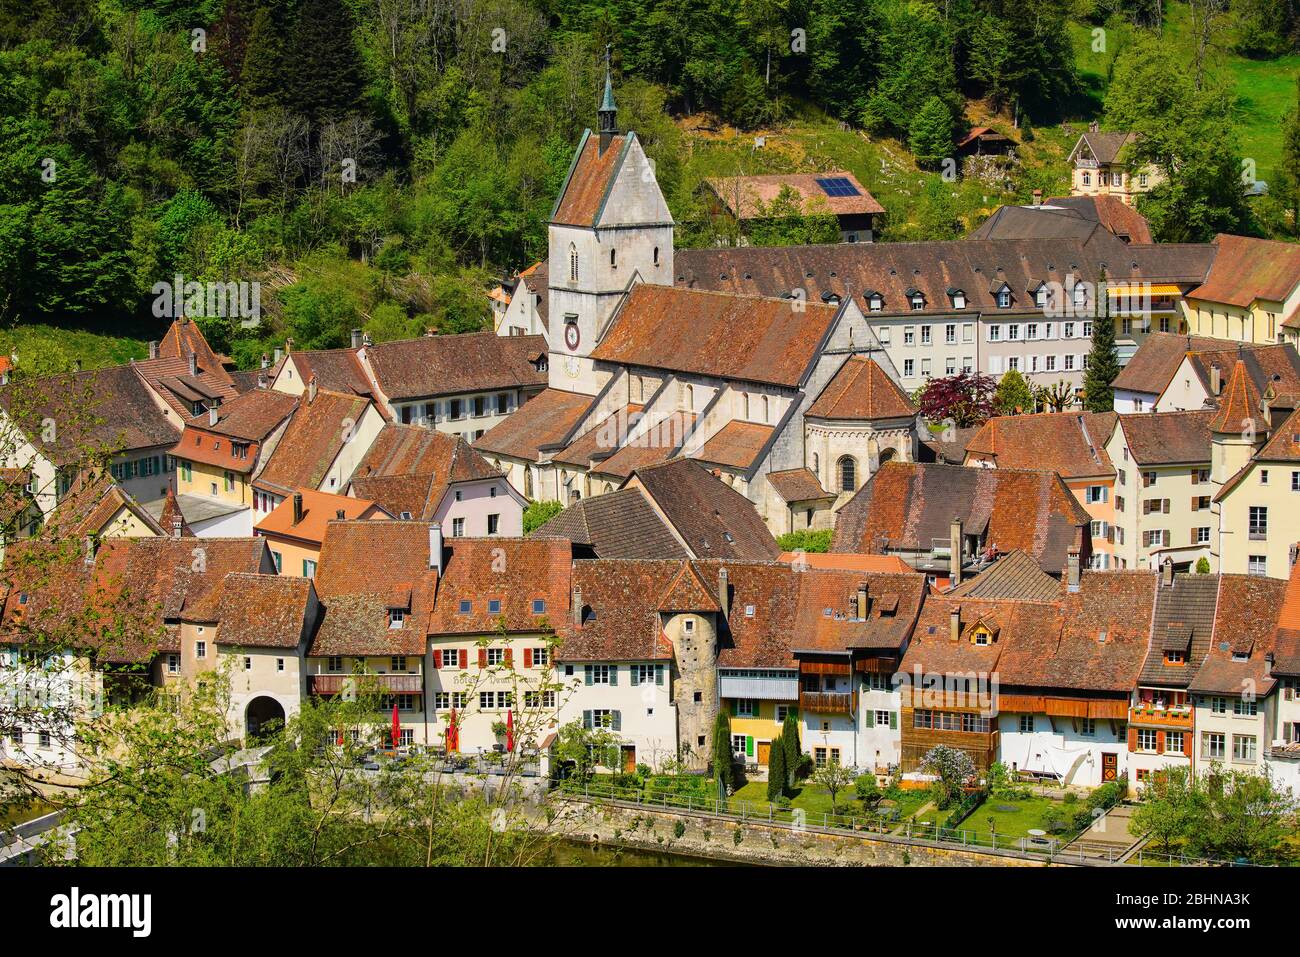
<box><xmin>838</xmin><ymin>456</ymin><xmax>857</xmax><ymax>493</ymax></box>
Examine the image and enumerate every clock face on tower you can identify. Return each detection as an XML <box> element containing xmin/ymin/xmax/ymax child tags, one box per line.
<box><xmin>564</xmin><ymin>322</ymin><xmax>581</xmax><ymax>350</ymax></box>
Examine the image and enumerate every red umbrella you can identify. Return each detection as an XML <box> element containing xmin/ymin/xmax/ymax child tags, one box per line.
<box><xmin>506</xmin><ymin>709</ymin><xmax>515</xmax><ymax>752</ymax></box>
<box><xmin>447</xmin><ymin>707</ymin><xmax>458</xmax><ymax>753</ymax></box>
<box><xmin>391</xmin><ymin>703</ymin><xmax>401</xmax><ymax>749</ymax></box>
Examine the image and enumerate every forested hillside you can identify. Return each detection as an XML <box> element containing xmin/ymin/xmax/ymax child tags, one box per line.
<box><xmin>2</xmin><ymin>0</ymin><xmax>1299</xmax><ymax>371</ymax></box>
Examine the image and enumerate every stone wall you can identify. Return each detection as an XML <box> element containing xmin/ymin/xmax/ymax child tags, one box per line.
<box><xmin>559</xmin><ymin>797</ymin><xmax>1060</xmax><ymax>867</ymax></box>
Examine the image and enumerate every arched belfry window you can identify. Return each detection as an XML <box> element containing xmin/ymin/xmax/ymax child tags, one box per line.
<box><xmin>569</xmin><ymin>244</ymin><xmax>579</xmax><ymax>282</ymax></box>
<box><xmin>838</xmin><ymin>456</ymin><xmax>857</xmax><ymax>493</ymax></box>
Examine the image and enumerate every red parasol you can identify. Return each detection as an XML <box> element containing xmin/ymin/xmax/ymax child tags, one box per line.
<box><xmin>391</xmin><ymin>703</ymin><xmax>401</xmax><ymax>749</ymax></box>
<box><xmin>447</xmin><ymin>707</ymin><xmax>458</xmax><ymax>753</ymax></box>
<box><xmin>506</xmin><ymin>708</ymin><xmax>514</xmax><ymax>752</ymax></box>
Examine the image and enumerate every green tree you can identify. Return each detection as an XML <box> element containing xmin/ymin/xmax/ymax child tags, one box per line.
<box><xmin>908</xmin><ymin>96</ymin><xmax>955</xmax><ymax>169</ymax></box>
<box><xmin>523</xmin><ymin>500</ymin><xmax>564</xmax><ymax>535</ymax></box>
<box><xmin>1279</xmin><ymin>76</ymin><xmax>1300</xmax><ymax>231</ymax></box>
<box><xmin>285</xmin><ymin>0</ymin><xmax>366</xmax><ymax>125</ymax></box>
<box><xmin>713</xmin><ymin>711</ymin><xmax>734</xmax><ymax>794</ymax></box>
<box><xmin>994</xmin><ymin>368</ymin><xmax>1034</xmax><ymax>416</ymax></box>
<box><xmin>812</xmin><ymin>758</ymin><xmax>856</xmax><ymax>815</ymax></box>
<box><xmin>1083</xmin><ymin>307</ymin><xmax>1121</xmax><ymax>413</ymax></box>
<box><xmin>1132</xmin><ymin>766</ymin><xmax>1202</xmax><ymax>854</ymax></box>
<box><xmin>767</xmin><ymin>741</ymin><xmax>786</xmax><ymax>801</ymax></box>
<box><xmin>919</xmin><ymin>744</ymin><xmax>975</xmax><ymax>810</ymax></box>
<box><xmin>775</xmin><ymin>529</ymin><xmax>832</xmax><ymax>553</ymax></box>
<box><xmin>781</xmin><ymin>710</ymin><xmax>801</xmax><ymax>789</ymax></box>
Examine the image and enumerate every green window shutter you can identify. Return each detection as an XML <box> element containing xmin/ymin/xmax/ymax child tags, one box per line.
<box><xmin>611</xmin><ymin>711</ymin><xmax>622</xmax><ymax>732</ymax></box>
<box><xmin>584</xmin><ymin>666</ymin><xmax>592</xmax><ymax>686</ymax></box>
<box><xmin>630</xmin><ymin>666</ymin><xmax>639</xmax><ymax>686</ymax></box>
<box><xmin>302</xmin><ymin>559</ymin><xmax>310</xmax><ymax>576</ymax></box>
<box><xmin>655</xmin><ymin>665</ymin><xmax>664</xmax><ymax>685</ymax></box>
<box><xmin>865</xmin><ymin>710</ymin><xmax>875</xmax><ymax>728</ymax></box>
<box><xmin>730</xmin><ymin>700</ymin><xmax>738</xmax><ymax>717</ymax></box>
<box><xmin>608</xmin><ymin>665</ymin><xmax>617</xmax><ymax>687</ymax></box>
<box><xmin>746</xmin><ymin>736</ymin><xmax>754</xmax><ymax>757</ymax></box>
<box><xmin>889</xmin><ymin>711</ymin><xmax>898</xmax><ymax>730</ymax></box>
<box><xmin>582</xmin><ymin>710</ymin><xmax>592</xmax><ymax>729</ymax></box>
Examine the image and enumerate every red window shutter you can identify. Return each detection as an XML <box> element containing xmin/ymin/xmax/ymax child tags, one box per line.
<box><xmin>478</xmin><ymin>648</ymin><xmax>487</xmax><ymax>668</ymax></box>
<box><xmin>433</xmin><ymin>650</ymin><xmax>443</xmax><ymax>668</ymax></box>
<box><xmin>523</xmin><ymin>648</ymin><xmax>532</xmax><ymax>668</ymax></box>
<box><xmin>504</xmin><ymin>648</ymin><xmax>513</xmax><ymax>665</ymax></box>
<box><xmin>459</xmin><ymin>648</ymin><xmax>467</xmax><ymax>669</ymax></box>
<box><xmin>1155</xmin><ymin>731</ymin><xmax>1165</xmax><ymax>754</ymax></box>
<box><xmin>1183</xmin><ymin>732</ymin><xmax>1193</xmax><ymax>757</ymax></box>
<box><xmin>1128</xmin><ymin>728</ymin><xmax>1138</xmax><ymax>751</ymax></box>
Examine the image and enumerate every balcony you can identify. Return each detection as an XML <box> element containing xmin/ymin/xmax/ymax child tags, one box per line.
<box><xmin>1128</xmin><ymin>705</ymin><xmax>1193</xmax><ymax>729</ymax></box>
<box><xmin>800</xmin><ymin>691</ymin><xmax>852</xmax><ymax>714</ymax></box>
<box><xmin>719</xmin><ymin>672</ymin><xmax>799</xmax><ymax>701</ymax></box>
<box><xmin>311</xmin><ymin>674</ymin><xmax>423</xmax><ymax>695</ymax></box>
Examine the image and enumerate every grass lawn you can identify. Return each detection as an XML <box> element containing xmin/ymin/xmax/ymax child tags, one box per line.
<box><xmin>730</xmin><ymin>780</ymin><xmax>867</xmax><ymax>820</ymax></box>
<box><xmin>0</xmin><ymin>798</ymin><xmax>54</xmax><ymax>829</ymax></box>
<box><xmin>0</xmin><ymin>324</ymin><xmax>149</xmax><ymax>373</ymax></box>
<box><xmin>957</xmin><ymin>794</ymin><xmax>1073</xmax><ymax>841</ymax></box>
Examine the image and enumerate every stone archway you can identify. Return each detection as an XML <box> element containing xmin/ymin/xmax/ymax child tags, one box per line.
<box><xmin>878</xmin><ymin>446</ymin><xmax>897</xmax><ymax>464</ymax></box>
<box><xmin>246</xmin><ymin>696</ymin><xmax>286</xmax><ymax>741</ymax></box>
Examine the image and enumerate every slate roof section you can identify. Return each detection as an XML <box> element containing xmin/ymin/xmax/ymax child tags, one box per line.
<box><xmin>474</xmin><ymin>388</ymin><xmax>594</xmax><ymax>463</ymax></box>
<box><xmin>964</xmin><ymin>411</ymin><xmax>1117</xmax><ymax>478</ymax></box>
<box><xmin>254</xmin><ymin>389</ymin><xmax>375</xmax><ymax>495</ymax></box>
<box><xmin>831</xmin><ymin>461</ymin><xmax>1090</xmax><ymax>574</ymax></box>
<box><xmin>365</xmin><ymin>332</ymin><xmax>547</xmax><ymax>402</ymax></box>
<box><xmin>1138</xmin><ymin>572</ymin><xmax>1219</xmax><ymax>687</ymax></box>
<box><xmin>632</xmin><ymin>458</ymin><xmax>781</xmax><ymax>560</ymax></box>
<box><xmin>766</xmin><ymin>468</ymin><xmax>832</xmax><ymax>502</ymax></box>
<box><xmin>806</xmin><ymin>356</ymin><xmax>917</xmax><ymax>421</ymax></box>
<box><xmin>1116</xmin><ymin>411</ymin><xmax>1215</xmax><ymax>465</ymax></box>
<box><xmin>946</xmin><ymin>550</ymin><xmax>1060</xmax><ymax>601</ymax></box>
<box><xmin>531</xmin><ymin>488</ymin><xmax>688</xmax><ymax>560</ymax></box>
<box><xmin>1111</xmin><ymin>333</ymin><xmax>1240</xmax><ymax>395</ymax></box>
<box><xmin>705</xmin><ymin>172</ymin><xmax>884</xmax><ymax>218</ymax></box>
<box><xmin>1071</xmin><ymin>131</ymin><xmax>1137</xmax><ymax>166</ymax></box>
<box><xmin>214</xmin><ymin>574</ymin><xmax>317</xmax><ymax>649</ymax></box>
<box><xmin>591</xmin><ymin>284</ymin><xmax>840</xmax><ymax>388</ymax></box>
<box><xmin>1189</xmin><ymin>234</ymin><xmax>1300</xmax><ymax>307</ymax></box>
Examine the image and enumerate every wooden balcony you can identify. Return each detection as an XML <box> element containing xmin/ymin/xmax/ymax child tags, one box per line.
<box><xmin>1128</xmin><ymin>706</ymin><xmax>1193</xmax><ymax>730</ymax></box>
<box><xmin>311</xmin><ymin>673</ymin><xmax>423</xmax><ymax>695</ymax></box>
<box><xmin>800</xmin><ymin>691</ymin><xmax>852</xmax><ymax>714</ymax></box>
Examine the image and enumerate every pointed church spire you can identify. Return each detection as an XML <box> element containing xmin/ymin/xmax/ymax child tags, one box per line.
<box><xmin>598</xmin><ymin>45</ymin><xmax>617</xmax><ymax>153</ymax></box>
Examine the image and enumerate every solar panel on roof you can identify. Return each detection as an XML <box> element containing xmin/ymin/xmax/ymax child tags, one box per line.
<box><xmin>815</xmin><ymin>176</ymin><xmax>860</xmax><ymax>197</ymax></box>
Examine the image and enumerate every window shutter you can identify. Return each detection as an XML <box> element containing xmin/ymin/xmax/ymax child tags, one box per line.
<box><xmin>865</xmin><ymin>710</ymin><xmax>875</xmax><ymax>728</ymax></box>
<box><xmin>1162</xmin><ymin>529</ymin><xmax>1171</xmax><ymax>547</ymax></box>
<box><xmin>1128</xmin><ymin>727</ymin><xmax>1138</xmax><ymax>751</ymax></box>
<box><xmin>458</xmin><ymin>649</ymin><xmax>467</xmax><ymax>669</ymax></box>
<box><xmin>504</xmin><ymin>648</ymin><xmax>512</xmax><ymax>666</ymax></box>
<box><xmin>433</xmin><ymin>650</ymin><xmax>443</xmax><ymax>668</ymax></box>
<box><xmin>1183</xmin><ymin>731</ymin><xmax>1193</xmax><ymax>757</ymax></box>
<box><xmin>1286</xmin><ymin>722</ymin><xmax>1294</xmax><ymax>743</ymax></box>
<box><xmin>745</xmin><ymin>736</ymin><xmax>754</xmax><ymax>757</ymax></box>
<box><xmin>582</xmin><ymin>710</ymin><xmax>592</xmax><ymax>729</ymax></box>
<box><xmin>1162</xmin><ymin>499</ymin><xmax>1170</xmax><ymax>514</ymax></box>
<box><xmin>730</xmin><ymin>700</ymin><xmax>737</xmax><ymax>717</ymax></box>
<box><xmin>1156</xmin><ymin>731</ymin><xmax>1165</xmax><ymax>754</ymax></box>
<box><xmin>523</xmin><ymin>648</ymin><xmax>532</xmax><ymax>669</ymax></box>
<box><xmin>584</xmin><ymin>665</ymin><xmax>593</xmax><ymax>686</ymax></box>
<box><xmin>655</xmin><ymin>665</ymin><xmax>664</xmax><ymax>685</ymax></box>
<box><xmin>629</xmin><ymin>667</ymin><xmax>639</xmax><ymax>686</ymax></box>
<box><xmin>889</xmin><ymin>711</ymin><xmax>898</xmax><ymax>730</ymax></box>
<box><xmin>478</xmin><ymin>648</ymin><xmax>487</xmax><ymax>668</ymax></box>
<box><xmin>611</xmin><ymin>711</ymin><xmax>622</xmax><ymax>732</ymax></box>
<box><xmin>1191</xmin><ymin>496</ymin><xmax>1199</xmax><ymax>512</ymax></box>
<box><xmin>608</xmin><ymin>666</ymin><xmax>617</xmax><ymax>686</ymax></box>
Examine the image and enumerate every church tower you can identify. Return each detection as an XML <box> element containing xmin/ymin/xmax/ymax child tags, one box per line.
<box><xmin>546</xmin><ymin>50</ymin><xmax>675</xmax><ymax>395</ymax></box>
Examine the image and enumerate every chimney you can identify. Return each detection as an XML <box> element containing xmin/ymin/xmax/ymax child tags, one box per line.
<box><xmin>171</xmin><ymin>518</ymin><xmax>182</xmax><ymax>539</ymax></box>
<box><xmin>261</xmin><ymin>353</ymin><xmax>270</xmax><ymax>370</ymax></box>
<box><xmin>285</xmin><ymin>338</ymin><xmax>294</xmax><ymax>355</ymax></box>
<box><xmin>1032</xmin><ymin>189</ymin><xmax>1043</xmax><ymax>206</ymax></box>
<box><xmin>273</xmin><ymin>347</ymin><xmax>283</xmax><ymax>364</ymax></box>
<box><xmin>148</xmin><ymin>340</ymin><xmax>159</xmax><ymax>359</ymax></box>
<box><xmin>208</xmin><ymin>404</ymin><xmax>218</xmax><ymax>427</ymax></box>
<box><xmin>949</xmin><ymin>516</ymin><xmax>963</xmax><ymax>586</ymax></box>
<box><xmin>717</xmin><ymin>568</ymin><xmax>730</xmax><ymax>618</ymax></box>
<box><xmin>857</xmin><ymin>583</ymin><xmax>868</xmax><ymax>620</ymax></box>
<box><xmin>1161</xmin><ymin>556</ymin><xmax>1174</xmax><ymax>587</ymax></box>
<box><xmin>1067</xmin><ymin>546</ymin><xmax>1081</xmax><ymax>591</ymax></box>
<box><xmin>336</xmin><ymin>509</ymin><xmax>346</xmax><ymax>520</ymax></box>
<box><xmin>307</xmin><ymin>376</ymin><xmax>318</xmax><ymax>404</ymax></box>
<box><xmin>572</xmin><ymin>586</ymin><xmax>583</xmax><ymax>628</ymax></box>
<box><xmin>351</xmin><ymin>328</ymin><xmax>363</xmax><ymax>350</ymax></box>
<box><xmin>187</xmin><ymin>351</ymin><xmax>197</xmax><ymax>376</ymax></box>
<box><xmin>949</xmin><ymin>606</ymin><xmax>961</xmax><ymax>642</ymax></box>
<box><xmin>83</xmin><ymin>535</ymin><xmax>97</xmax><ymax>565</ymax></box>
<box><xmin>1265</xmin><ymin>652</ymin><xmax>1275</xmax><ymax>678</ymax></box>
<box><xmin>1210</xmin><ymin>364</ymin><xmax>1222</xmax><ymax>396</ymax></box>
<box><xmin>428</xmin><ymin>522</ymin><xmax>443</xmax><ymax>573</ymax></box>
<box><xmin>257</xmin><ymin>371</ymin><xmax>267</xmax><ymax>390</ymax></box>
<box><xmin>292</xmin><ymin>492</ymin><xmax>304</xmax><ymax>525</ymax></box>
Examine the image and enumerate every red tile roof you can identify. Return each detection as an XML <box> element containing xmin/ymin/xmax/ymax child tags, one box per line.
<box><xmin>806</xmin><ymin>356</ymin><xmax>917</xmax><ymax>421</ymax></box>
<box><xmin>705</xmin><ymin>171</ymin><xmax>884</xmax><ymax>219</ymax></box>
<box><xmin>964</xmin><ymin>411</ymin><xmax>1117</xmax><ymax>479</ymax></box>
<box><xmin>551</xmin><ymin>132</ymin><xmax>629</xmax><ymax>227</ymax></box>
<box><xmin>350</xmin><ymin>425</ymin><xmax>503</xmax><ymax>519</ymax></box>
<box><xmin>1208</xmin><ymin>359</ymin><xmax>1266</xmax><ymax>435</ymax></box>
<box><xmin>631</xmin><ymin>458</ymin><xmax>781</xmax><ymax>560</ymax></box>
<box><xmin>1111</xmin><ymin>333</ymin><xmax>1240</xmax><ymax>395</ymax></box>
<box><xmin>364</xmin><ymin>333</ymin><xmax>546</xmax><ymax>402</ymax></box>
<box><xmin>474</xmin><ymin>388</ymin><xmax>595</xmax><ymax>463</ymax></box>
<box><xmin>1116</xmin><ymin>410</ymin><xmax>1215</xmax><ymax>465</ymax></box>
<box><xmin>592</xmin><ymin>284</ymin><xmax>839</xmax><ymax>388</ymax></box>
<box><xmin>255</xmin><ymin>488</ymin><xmax>386</xmax><ymax>546</ymax></box>
<box><xmin>427</xmin><ymin>538</ymin><xmax>573</xmax><ymax>635</ymax></box>
<box><xmin>591</xmin><ymin>411</ymin><xmax>696</xmax><ymax>479</ymax></box>
<box><xmin>692</xmin><ymin>420</ymin><xmax>774</xmax><ymax>470</ymax></box>
<box><xmin>766</xmin><ymin>468</ymin><xmax>832</xmax><ymax>502</ymax></box>
<box><xmin>215</xmin><ymin>574</ymin><xmax>317</xmax><ymax>649</ymax></box>
<box><xmin>1189</xmin><ymin>234</ymin><xmax>1300</xmax><ymax>307</ymax></box>
<box><xmin>253</xmin><ymin>389</ymin><xmax>375</xmax><ymax>495</ymax></box>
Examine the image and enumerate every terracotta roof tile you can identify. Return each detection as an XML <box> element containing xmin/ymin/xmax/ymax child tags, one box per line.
<box><xmin>532</xmin><ymin>488</ymin><xmax>688</xmax><ymax>559</ymax></box>
<box><xmin>1189</xmin><ymin>234</ymin><xmax>1300</xmax><ymax>307</ymax></box>
<box><xmin>350</xmin><ymin>425</ymin><xmax>503</xmax><ymax>519</ymax></box>
<box><xmin>592</xmin><ymin>411</ymin><xmax>696</xmax><ymax>479</ymax></box>
<box><xmin>254</xmin><ymin>389</ymin><xmax>375</xmax><ymax>495</ymax></box>
<box><xmin>427</xmin><ymin>538</ymin><xmax>572</xmax><ymax>635</ymax></box>
<box><xmin>766</xmin><ymin>468</ymin><xmax>832</xmax><ymax>502</ymax></box>
<box><xmin>964</xmin><ymin>411</ymin><xmax>1117</xmax><ymax>478</ymax></box>
<box><xmin>632</xmin><ymin>458</ymin><xmax>781</xmax><ymax>560</ymax></box>
<box><xmin>255</xmin><ymin>488</ymin><xmax>385</xmax><ymax>545</ymax></box>
<box><xmin>215</xmin><ymin>574</ymin><xmax>316</xmax><ymax>649</ymax></box>
<box><xmin>947</xmin><ymin>550</ymin><xmax>1060</xmax><ymax>601</ymax></box>
<box><xmin>592</xmin><ymin>284</ymin><xmax>839</xmax><ymax>388</ymax></box>
<box><xmin>365</xmin><ymin>333</ymin><xmax>546</xmax><ymax>402</ymax></box>
<box><xmin>705</xmin><ymin>171</ymin><xmax>884</xmax><ymax>218</ymax></box>
<box><xmin>806</xmin><ymin>356</ymin><xmax>917</xmax><ymax>421</ymax></box>
<box><xmin>1207</xmin><ymin>359</ymin><xmax>1266</xmax><ymax>434</ymax></box>
<box><xmin>692</xmin><ymin>420</ymin><xmax>774</xmax><ymax>470</ymax></box>
<box><xmin>1112</xmin><ymin>332</ymin><xmax>1239</xmax><ymax>394</ymax></box>
<box><xmin>1117</xmin><ymin>410</ymin><xmax>1214</xmax><ymax>465</ymax></box>
<box><xmin>474</xmin><ymin>389</ymin><xmax>594</xmax><ymax>463</ymax></box>
<box><xmin>551</xmin><ymin>132</ymin><xmax>629</xmax><ymax>227</ymax></box>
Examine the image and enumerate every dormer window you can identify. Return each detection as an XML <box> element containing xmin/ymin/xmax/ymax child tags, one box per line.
<box><xmin>909</xmin><ymin>293</ymin><xmax>925</xmax><ymax>311</ymax></box>
<box><xmin>1034</xmin><ymin>286</ymin><xmax>1048</xmax><ymax>308</ymax></box>
<box><xmin>1165</xmin><ymin>650</ymin><xmax>1185</xmax><ymax>665</ymax></box>
<box><xmin>949</xmin><ymin>289</ymin><xmax>966</xmax><ymax>309</ymax></box>
<box><xmin>997</xmin><ymin>288</ymin><xmax>1012</xmax><ymax>308</ymax></box>
<box><xmin>866</xmin><ymin>293</ymin><xmax>883</xmax><ymax>312</ymax></box>
<box><xmin>388</xmin><ymin>609</ymin><xmax>405</xmax><ymax>629</ymax></box>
